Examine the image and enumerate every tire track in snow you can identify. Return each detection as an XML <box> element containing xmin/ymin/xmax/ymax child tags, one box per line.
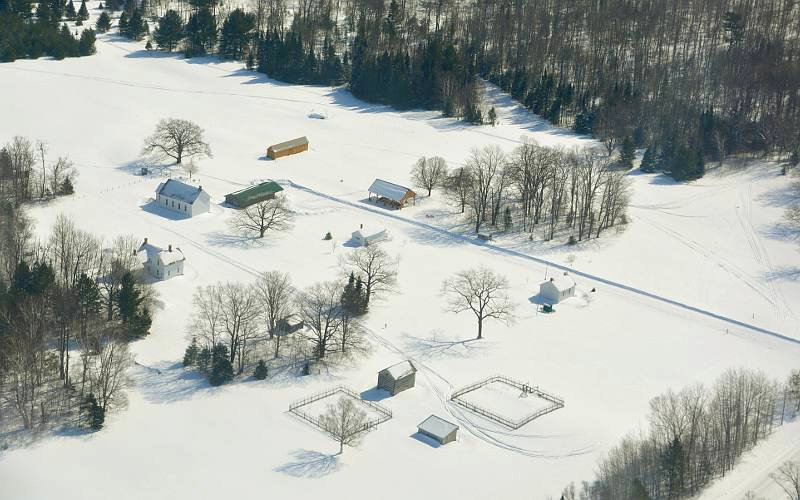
<box><xmin>287</xmin><ymin>180</ymin><xmax>799</xmax><ymax>344</ymax></box>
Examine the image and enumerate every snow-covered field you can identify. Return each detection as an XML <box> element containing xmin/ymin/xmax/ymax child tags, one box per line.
<box><xmin>1</xmin><ymin>19</ymin><xmax>800</xmax><ymax>499</ymax></box>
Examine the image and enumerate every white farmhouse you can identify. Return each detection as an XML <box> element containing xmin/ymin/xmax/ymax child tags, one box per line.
<box><xmin>155</xmin><ymin>179</ymin><xmax>211</xmax><ymax>217</ymax></box>
<box><xmin>539</xmin><ymin>274</ymin><xmax>576</xmax><ymax>304</ymax></box>
<box><xmin>351</xmin><ymin>225</ymin><xmax>387</xmax><ymax>246</ymax></box>
<box><xmin>137</xmin><ymin>238</ymin><xmax>185</xmax><ymax>280</ymax></box>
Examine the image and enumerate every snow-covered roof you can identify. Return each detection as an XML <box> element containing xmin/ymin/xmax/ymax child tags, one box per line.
<box><xmin>137</xmin><ymin>241</ymin><xmax>185</xmax><ymax>266</ymax></box>
<box><xmin>541</xmin><ymin>276</ymin><xmax>575</xmax><ymax>292</ymax></box>
<box><xmin>381</xmin><ymin>360</ymin><xmax>416</xmax><ymax>380</ymax></box>
<box><xmin>417</xmin><ymin>415</ymin><xmax>458</xmax><ymax>439</ymax></box>
<box><xmin>352</xmin><ymin>227</ymin><xmax>386</xmax><ymax>240</ymax></box>
<box><xmin>156</xmin><ymin>179</ymin><xmax>208</xmax><ymax>204</ymax></box>
<box><xmin>368</xmin><ymin>179</ymin><xmax>415</xmax><ymax>203</ymax></box>
<box><xmin>268</xmin><ymin>136</ymin><xmax>308</xmax><ymax>153</ymax></box>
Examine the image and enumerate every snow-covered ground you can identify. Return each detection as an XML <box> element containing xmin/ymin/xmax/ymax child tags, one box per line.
<box><xmin>1</xmin><ymin>17</ymin><xmax>800</xmax><ymax>499</ymax></box>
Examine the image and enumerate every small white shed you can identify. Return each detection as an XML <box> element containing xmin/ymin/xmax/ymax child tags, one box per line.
<box><xmin>155</xmin><ymin>179</ymin><xmax>211</xmax><ymax>218</ymax></box>
<box><xmin>539</xmin><ymin>275</ymin><xmax>576</xmax><ymax>304</ymax></box>
<box><xmin>136</xmin><ymin>239</ymin><xmax>185</xmax><ymax>280</ymax></box>
<box><xmin>351</xmin><ymin>226</ymin><xmax>387</xmax><ymax>246</ymax></box>
<box><xmin>417</xmin><ymin>415</ymin><xmax>459</xmax><ymax>445</ymax></box>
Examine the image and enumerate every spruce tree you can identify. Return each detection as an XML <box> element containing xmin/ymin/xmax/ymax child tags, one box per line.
<box><xmin>209</xmin><ymin>343</ymin><xmax>233</xmax><ymax>386</ymax></box>
<box><xmin>118</xmin><ymin>11</ymin><xmax>128</xmax><ymax>33</ymax></box>
<box><xmin>95</xmin><ymin>11</ymin><xmax>110</xmax><ymax>32</ymax></box>
<box><xmin>488</xmin><ymin>106</ymin><xmax>497</xmax><ymax>126</ymax></box>
<box><xmin>619</xmin><ymin>136</ymin><xmax>635</xmax><ymax>169</ymax></box>
<box><xmin>64</xmin><ymin>0</ymin><xmax>75</xmax><ymax>20</ymax></box>
<box><xmin>639</xmin><ymin>146</ymin><xmax>656</xmax><ymax>172</ymax></box>
<box><xmin>81</xmin><ymin>394</ymin><xmax>104</xmax><ymax>430</ymax></box>
<box><xmin>254</xmin><ymin>359</ymin><xmax>268</xmax><ymax>380</ymax></box>
<box><xmin>153</xmin><ymin>9</ymin><xmax>183</xmax><ymax>52</ymax></box>
<box><xmin>197</xmin><ymin>347</ymin><xmax>211</xmax><ymax>373</ymax></box>
<box><xmin>76</xmin><ymin>0</ymin><xmax>87</xmax><ymax>21</ymax></box>
<box><xmin>77</xmin><ymin>30</ymin><xmax>94</xmax><ymax>56</ymax></box>
<box><xmin>183</xmin><ymin>339</ymin><xmax>199</xmax><ymax>366</ymax></box>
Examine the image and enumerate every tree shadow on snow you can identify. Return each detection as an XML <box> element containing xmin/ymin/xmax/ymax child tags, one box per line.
<box><xmin>401</xmin><ymin>330</ymin><xmax>487</xmax><ymax>360</ymax></box>
<box><xmin>274</xmin><ymin>449</ymin><xmax>342</xmax><ymax>478</ymax></box>
<box><xmin>764</xmin><ymin>266</ymin><xmax>800</xmax><ymax>282</ymax></box>
<box><xmin>205</xmin><ymin>230</ymin><xmax>268</xmax><ymax>249</ymax></box>
<box><xmin>133</xmin><ymin>362</ymin><xmax>216</xmax><ymax>404</ymax></box>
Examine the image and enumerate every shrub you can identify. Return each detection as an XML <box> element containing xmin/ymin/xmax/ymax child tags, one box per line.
<box><xmin>254</xmin><ymin>360</ymin><xmax>268</xmax><ymax>380</ymax></box>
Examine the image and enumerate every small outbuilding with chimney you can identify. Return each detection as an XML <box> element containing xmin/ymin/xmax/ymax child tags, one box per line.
<box><xmin>538</xmin><ymin>274</ymin><xmax>576</xmax><ymax>304</ymax></box>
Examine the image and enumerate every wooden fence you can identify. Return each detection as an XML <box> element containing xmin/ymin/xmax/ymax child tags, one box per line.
<box><xmin>288</xmin><ymin>385</ymin><xmax>393</xmax><ymax>439</ymax></box>
<box><xmin>450</xmin><ymin>375</ymin><xmax>565</xmax><ymax>430</ymax></box>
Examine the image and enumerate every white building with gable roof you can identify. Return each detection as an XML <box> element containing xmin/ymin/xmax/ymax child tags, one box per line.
<box><xmin>155</xmin><ymin>179</ymin><xmax>211</xmax><ymax>217</ymax></box>
<box><xmin>137</xmin><ymin>238</ymin><xmax>185</xmax><ymax>280</ymax></box>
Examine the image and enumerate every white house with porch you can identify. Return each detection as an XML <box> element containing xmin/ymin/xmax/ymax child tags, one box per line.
<box><xmin>137</xmin><ymin>238</ymin><xmax>185</xmax><ymax>280</ymax></box>
<box><xmin>155</xmin><ymin>179</ymin><xmax>211</xmax><ymax>217</ymax></box>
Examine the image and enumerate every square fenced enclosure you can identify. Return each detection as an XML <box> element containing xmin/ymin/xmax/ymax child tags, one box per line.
<box><xmin>450</xmin><ymin>376</ymin><xmax>564</xmax><ymax>430</ymax></box>
<box><xmin>288</xmin><ymin>386</ymin><xmax>392</xmax><ymax>439</ymax></box>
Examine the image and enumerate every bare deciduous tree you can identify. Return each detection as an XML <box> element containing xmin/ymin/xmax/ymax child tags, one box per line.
<box><xmin>411</xmin><ymin>156</ymin><xmax>449</xmax><ymax>196</ymax></box>
<box><xmin>142</xmin><ymin>118</ymin><xmax>212</xmax><ymax>165</ymax></box>
<box><xmin>318</xmin><ymin>396</ymin><xmax>369</xmax><ymax>454</ymax></box>
<box><xmin>442</xmin><ymin>266</ymin><xmax>515</xmax><ymax>339</ymax></box>
<box><xmin>341</xmin><ymin>245</ymin><xmax>398</xmax><ymax>306</ymax></box>
<box><xmin>254</xmin><ymin>270</ymin><xmax>294</xmax><ymax>357</ymax></box>
<box><xmin>772</xmin><ymin>461</ymin><xmax>800</xmax><ymax>500</ymax></box>
<box><xmin>296</xmin><ymin>281</ymin><xmax>342</xmax><ymax>359</ymax></box>
<box><xmin>230</xmin><ymin>196</ymin><xmax>293</xmax><ymax>238</ymax></box>
<box><xmin>183</xmin><ymin>159</ymin><xmax>200</xmax><ymax>180</ymax></box>
<box><xmin>89</xmin><ymin>339</ymin><xmax>132</xmax><ymax>412</ymax></box>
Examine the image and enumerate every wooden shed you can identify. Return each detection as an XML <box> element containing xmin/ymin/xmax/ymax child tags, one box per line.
<box><xmin>267</xmin><ymin>136</ymin><xmax>309</xmax><ymax>159</ymax></box>
<box><xmin>417</xmin><ymin>415</ymin><xmax>459</xmax><ymax>445</ymax></box>
<box><xmin>368</xmin><ymin>179</ymin><xmax>416</xmax><ymax>208</ymax></box>
<box><xmin>377</xmin><ymin>360</ymin><xmax>416</xmax><ymax>396</ymax></box>
<box><xmin>224</xmin><ymin>181</ymin><xmax>284</xmax><ymax>208</ymax></box>
<box><xmin>276</xmin><ymin>315</ymin><xmax>304</xmax><ymax>335</ymax></box>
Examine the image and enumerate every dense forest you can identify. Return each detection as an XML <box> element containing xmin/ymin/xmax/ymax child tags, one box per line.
<box><xmin>0</xmin><ymin>0</ymin><xmax>96</xmax><ymax>61</ymax></box>
<box><xmin>130</xmin><ymin>0</ymin><xmax>800</xmax><ymax>180</ymax></box>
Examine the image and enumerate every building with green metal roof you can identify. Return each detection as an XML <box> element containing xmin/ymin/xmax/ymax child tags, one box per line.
<box><xmin>224</xmin><ymin>181</ymin><xmax>284</xmax><ymax>208</ymax></box>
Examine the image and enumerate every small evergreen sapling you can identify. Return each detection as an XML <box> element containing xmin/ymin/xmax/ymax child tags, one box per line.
<box><xmin>77</xmin><ymin>0</ymin><xmax>88</xmax><ymax>21</ymax></box>
<box><xmin>254</xmin><ymin>360</ymin><xmax>268</xmax><ymax>380</ymax></box>
<box><xmin>619</xmin><ymin>136</ymin><xmax>635</xmax><ymax>169</ymax></box>
<box><xmin>209</xmin><ymin>343</ymin><xmax>233</xmax><ymax>386</ymax></box>
<box><xmin>95</xmin><ymin>11</ymin><xmax>111</xmax><ymax>32</ymax></box>
<box><xmin>640</xmin><ymin>146</ymin><xmax>657</xmax><ymax>173</ymax></box>
<box><xmin>183</xmin><ymin>338</ymin><xmax>199</xmax><ymax>366</ymax></box>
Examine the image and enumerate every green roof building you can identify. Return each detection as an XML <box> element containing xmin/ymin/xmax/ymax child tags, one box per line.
<box><xmin>224</xmin><ymin>181</ymin><xmax>284</xmax><ymax>208</ymax></box>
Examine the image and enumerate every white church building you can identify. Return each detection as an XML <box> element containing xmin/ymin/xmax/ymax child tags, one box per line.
<box><xmin>137</xmin><ymin>238</ymin><xmax>185</xmax><ymax>280</ymax></box>
<box><xmin>155</xmin><ymin>179</ymin><xmax>211</xmax><ymax>217</ymax></box>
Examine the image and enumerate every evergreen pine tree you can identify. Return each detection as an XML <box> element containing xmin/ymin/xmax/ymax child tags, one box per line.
<box><xmin>76</xmin><ymin>0</ymin><xmax>87</xmax><ymax>21</ymax></box>
<box><xmin>153</xmin><ymin>9</ymin><xmax>183</xmax><ymax>52</ymax></box>
<box><xmin>118</xmin><ymin>10</ymin><xmax>128</xmax><ymax>33</ymax></box>
<box><xmin>619</xmin><ymin>136</ymin><xmax>635</xmax><ymax>169</ymax></box>
<box><xmin>95</xmin><ymin>11</ymin><xmax>110</xmax><ymax>32</ymax></box>
<box><xmin>254</xmin><ymin>359</ymin><xmax>268</xmax><ymax>380</ymax></box>
<box><xmin>81</xmin><ymin>394</ymin><xmax>104</xmax><ymax>430</ymax></box>
<box><xmin>640</xmin><ymin>146</ymin><xmax>657</xmax><ymax>173</ymax></box>
<box><xmin>209</xmin><ymin>343</ymin><xmax>233</xmax><ymax>386</ymax></box>
<box><xmin>197</xmin><ymin>346</ymin><xmax>211</xmax><ymax>373</ymax></box>
<box><xmin>487</xmin><ymin>106</ymin><xmax>497</xmax><ymax>126</ymax></box>
<box><xmin>64</xmin><ymin>0</ymin><xmax>75</xmax><ymax>20</ymax></box>
<box><xmin>183</xmin><ymin>338</ymin><xmax>199</xmax><ymax>366</ymax></box>
<box><xmin>77</xmin><ymin>29</ymin><xmax>94</xmax><ymax>56</ymax></box>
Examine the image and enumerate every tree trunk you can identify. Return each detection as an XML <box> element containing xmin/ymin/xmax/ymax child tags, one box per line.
<box><xmin>477</xmin><ymin>317</ymin><xmax>483</xmax><ymax>339</ymax></box>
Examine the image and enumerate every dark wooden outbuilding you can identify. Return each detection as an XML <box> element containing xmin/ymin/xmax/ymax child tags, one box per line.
<box><xmin>224</xmin><ymin>181</ymin><xmax>284</xmax><ymax>208</ymax></box>
<box><xmin>267</xmin><ymin>137</ymin><xmax>309</xmax><ymax>159</ymax></box>
<box><xmin>417</xmin><ymin>415</ymin><xmax>459</xmax><ymax>445</ymax></box>
<box><xmin>377</xmin><ymin>360</ymin><xmax>416</xmax><ymax>396</ymax></box>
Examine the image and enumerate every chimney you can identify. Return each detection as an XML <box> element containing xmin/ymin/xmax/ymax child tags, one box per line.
<box><xmin>168</xmin><ymin>244</ymin><xmax>173</xmax><ymax>252</ymax></box>
<box><xmin>563</xmin><ymin>272</ymin><xmax>568</xmax><ymax>276</ymax></box>
<box><xmin>144</xmin><ymin>237</ymin><xmax>148</xmax><ymax>245</ymax></box>
<box><xmin>360</xmin><ymin>223</ymin><xmax>363</xmax><ymax>229</ymax></box>
<box><xmin>550</xmin><ymin>277</ymin><xmax>554</xmax><ymax>281</ymax></box>
<box><xmin>198</xmin><ymin>185</ymin><xmax>203</xmax><ymax>191</ymax></box>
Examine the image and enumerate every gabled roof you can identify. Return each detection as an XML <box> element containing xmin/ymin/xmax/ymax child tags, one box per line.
<box><xmin>542</xmin><ymin>276</ymin><xmax>575</xmax><ymax>293</ymax></box>
<box><xmin>137</xmin><ymin>242</ymin><xmax>185</xmax><ymax>267</ymax></box>
<box><xmin>225</xmin><ymin>181</ymin><xmax>283</xmax><ymax>207</ymax></box>
<box><xmin>156</xmin><ymin>179</ymin><xmax>209</xmax><ymax>204</ymax></box>
<box><xmin>352</xmin><ymin>227</ymin><xmax>386</xmax><ymax>240</ymax></box>
<box><xmin>368</xmin><ymin>179</ymin><xmax>415</xmax><ymax>203</ymax></box>
<box><xmin>268</xmin><ymin>136</ymin><xmax>309</xmax><ymax>153</ymax></box>
<box><xmin>381</xmin><ymin>360</ymin><xmax>416</xmax><ymax>380</ymax></box>
<box><xmin>417</xmin><ymin>415</ymin><xmax>458</xmax><ymax>439</ymax></box>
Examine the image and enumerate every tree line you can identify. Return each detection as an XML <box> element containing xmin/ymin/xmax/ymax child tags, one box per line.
<box><xmin>124</xmin><ymin>0</ymin><xmax>799</xmax><ymax>180</ymax></box>
<box><xmin>0</xmin><ymin>0</ymin><xmax>96</xmax><ymax>61</ymax></box>
<box><xmin>414</xmin><ymin>143</ymin><xmax>630</xmax><ymax>243</ymax></box>
<box><xmin>0</xmin><ymin>211</ymin><xmax>152</xmax><ymax>435</ymax></box>
<box><xmin>182</xmin><ymin>244</ymin><xmax>397</xmax><ymax>385</ymax></box>
<box><xmin>1</xmin><ymin>136</ymin><xmax>78</xmax><ymax>208</ymax></box>
<box><xmin>560</xmin><ymin>368</ymin><xmax>800</xmax><ymax>500</ymax></box>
